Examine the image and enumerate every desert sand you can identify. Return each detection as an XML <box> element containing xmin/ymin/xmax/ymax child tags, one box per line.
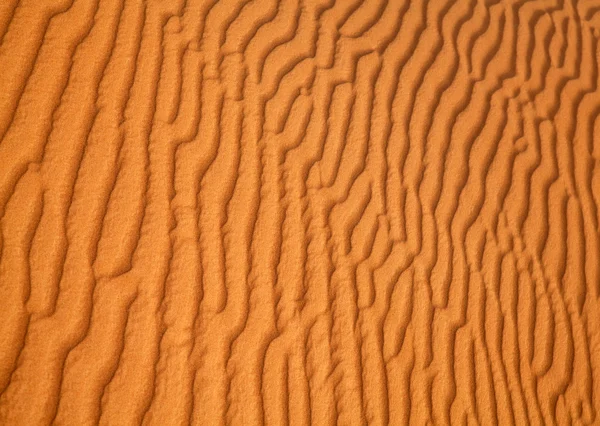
<box><xmin>1</xmin><ymin>0</ymin><xmax>600</xmax><ymax>424</ymax></box>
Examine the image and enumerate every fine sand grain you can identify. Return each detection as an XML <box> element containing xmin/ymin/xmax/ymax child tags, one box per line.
<box><xmin>1</xmin><ymin>0</ymin><xmax>600</xmax><ymax>425</ymax></box>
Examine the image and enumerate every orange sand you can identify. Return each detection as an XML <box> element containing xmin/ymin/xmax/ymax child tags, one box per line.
<box><xmin>1</xmin><ymin>0</ymin><xmax>600</xmax><ymax>424</ymax></box>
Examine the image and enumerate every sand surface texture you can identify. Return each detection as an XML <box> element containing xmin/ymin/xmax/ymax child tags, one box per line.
<box><xmin>1</xmin><ymin>0</ymin><xmax>600</xmax><ymax>425</ymax></box>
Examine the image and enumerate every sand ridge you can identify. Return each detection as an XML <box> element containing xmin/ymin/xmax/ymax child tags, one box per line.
<box><xmin>1</xmin><ymin>0</ymin><xmax>600</xmax><ymax>424</ymax></box>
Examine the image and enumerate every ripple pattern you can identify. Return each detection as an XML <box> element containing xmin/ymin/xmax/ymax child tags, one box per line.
<box><xmin>1</xmin><ymin>0</ymin><xmax>600</xmax><ymax>425</ymax></box>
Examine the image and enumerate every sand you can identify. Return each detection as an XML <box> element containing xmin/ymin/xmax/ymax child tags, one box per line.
<box><xmin>1</xmin><ymin>0</ymin><xmax>600</xmax><ymax>424</ymax></box>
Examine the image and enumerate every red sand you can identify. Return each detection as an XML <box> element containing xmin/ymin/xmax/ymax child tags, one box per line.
<box><xmin>1</xmin><ymin>0</ymin><xmax>600</xmax><ymax>424</ymax></box>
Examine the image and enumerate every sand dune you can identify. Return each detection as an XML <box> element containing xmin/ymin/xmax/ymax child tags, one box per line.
<box><xmin>1</xmin><ymin>0</ymin><xmax>600</xmax><ymax>424</ymax></box>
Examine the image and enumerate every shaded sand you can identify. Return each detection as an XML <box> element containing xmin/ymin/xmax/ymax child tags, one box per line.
<box><xmin>1</xmin><ymin>0</ymin><xmax>600</xmax><ymax>424</ymax></box>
